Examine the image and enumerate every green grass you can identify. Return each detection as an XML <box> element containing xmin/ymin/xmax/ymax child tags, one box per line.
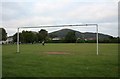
<box><xmin>2</xmin><ymin>43</ymin><xmax>118</xmax><ymax>77</ymax></box>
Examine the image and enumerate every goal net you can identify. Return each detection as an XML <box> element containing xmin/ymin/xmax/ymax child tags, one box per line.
<box><xmin>17</xmin><ymin>24</ymin><xmax>99</xmax><ymax>55</ymax></box>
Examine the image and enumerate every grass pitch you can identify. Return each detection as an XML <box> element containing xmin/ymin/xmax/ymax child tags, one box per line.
<box><xmin>2</xmin><ymin>43</ymin><xmax>118</xmax><ymax>77</ymax></box>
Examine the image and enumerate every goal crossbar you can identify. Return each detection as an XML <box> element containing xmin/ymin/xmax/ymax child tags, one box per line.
<box><xmin>17</xmin><ymin>24</ymin><xmax>99</xmax><ymax>55</ymax></box>
<box><xmin>18</xmin><ymin>24</ymin><xmax>97</xmax><ymax>28</ymax></box>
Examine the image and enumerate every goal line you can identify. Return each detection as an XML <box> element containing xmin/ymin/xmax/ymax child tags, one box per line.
<box><xmin>17</xmin><ymin>24</ymin><xmax>99</xmax><ymax>55</ymax></box>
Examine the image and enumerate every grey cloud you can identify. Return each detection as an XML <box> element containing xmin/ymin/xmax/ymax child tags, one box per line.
<box><xmin>1</xmin><ymin>1</ymin><xmax>118</xmax><ymax>37</ymax></box>
<box><xmin>2</xmin><ymin>2</ymin><xmax>34</xmax><ymax>21</ymax></box>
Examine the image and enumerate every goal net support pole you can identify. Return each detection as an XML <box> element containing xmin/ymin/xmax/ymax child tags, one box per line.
<box><xmin>17</xmin><ymin>24</ymin><xmax>99</xmax><ymax>55</ymax></box>
<box><xmin>17</xmin><ymin>28</ymin><xmax>19</xmax><ymax>53</ymax></box>
<box><xmin>96</xmin><ymin>24</ymin><xmax>99</xmax><ymax>55</ymax></box>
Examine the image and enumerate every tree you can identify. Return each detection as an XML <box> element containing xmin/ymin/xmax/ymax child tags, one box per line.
<box><xmin>21</xmin><ymin>31</ymin><xmax>37</xmax><ymax>43</ymax></box>
<box><xmin>13</xmin><ymin>31</ymin><xmax>38</xmax><ymax>43</ymax></box>
<box><xmin>38</xmin><ymin>29</ymin><xmax>48</xmax><ymax>42</ymax></box>
<box><xmin>65</xmin><ymin>31</ymin><xmax>77</xmax><ymax>43</ymax></box>
<box><xmin>0</xmin><ymin>28</ymin><xmax>7</xmax><ymax>41</ymax></box>
<box><xmin>13</xmin><ymin>29</ymin><xmax>48</xmax><ymax>43</ymax></box>
<box><xmin>13</xmin><ymin>33</ymin><xmax>22</xmax><ymax>42</ymax></box>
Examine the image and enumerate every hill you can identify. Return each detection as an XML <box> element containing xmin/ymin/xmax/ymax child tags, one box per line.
<box><xmin>49</xmin><ymin>29</ymin><xmax>111</xmax><ymax>40</ymax></box>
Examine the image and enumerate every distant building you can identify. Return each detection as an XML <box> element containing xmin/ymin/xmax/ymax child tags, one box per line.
<box><xmin>0</xmin><ymin>41</ymin><xmax>7</xmax><ymax>44</ymax></box>
<box><xmin>85</xmin><ymin>38</ymin><xmax>96</xmax><ymax>40</ymax></box>
<box><xmin>52</xmin><ymin>37</ymin><xmax>61</xmax><ymax>40</ymax></box>
<box><xmin>6</xmin><ymin>36</ymin><xmax>13</xmax><ymax>44</ymax></box>
<box><xmin>0</xmin><ymin>36</ymin><xmax>13</xmax><ymax>44</ymax></box>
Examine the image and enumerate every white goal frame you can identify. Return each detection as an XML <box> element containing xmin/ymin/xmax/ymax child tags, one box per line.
<box><xmin>17</xmin><ymin>24</ymin><xmax>99</xmax><ymax>55</ymax></box>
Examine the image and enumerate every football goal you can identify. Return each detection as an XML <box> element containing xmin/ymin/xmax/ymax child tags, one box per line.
<box><xmin>17</xmin><ymin>24</ymin><xmax>99</xmax><ymax>55</ymax></box>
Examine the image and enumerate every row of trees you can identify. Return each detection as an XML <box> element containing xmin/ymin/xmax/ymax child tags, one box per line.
<box><xmin>13</xmin><ymin>29</ymin><xmax>77</xmax><ymax>43</ymax></box>
<box><xmin>1</xmin><ymin>28</ymin><xmax>119</xmax><ymax>43</ymax></box>
<box><xmin>0</xmin><ymin>28</ymin><xmax>78</xmax><ymax>43</ymax></box>
<box><xmin>98</xmin><ymin>37</ymin><xmax>120</xmax><ymax>43</ymax></box>
<box><xmin>13</xmin><ymin>29</ymin><xmax>48</xmax><ymax>43</ymax></box>
<box><xmin>13</xmin><ymin>29</ymin><xmax>120</xmax><ymax>43</ymax></box>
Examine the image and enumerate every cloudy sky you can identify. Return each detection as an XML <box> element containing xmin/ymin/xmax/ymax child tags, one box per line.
<box><xmin>0</xmin><ymin>0</ymin><xmax>119</xmax><ymax>37</ymax></box>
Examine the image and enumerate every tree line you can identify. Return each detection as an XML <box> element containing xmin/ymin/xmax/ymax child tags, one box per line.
<box><xmin>0</xmin><ymin>28</ymin><xmax>119</xmax><ymax>43</ymax></box>
<box><xmin>13</xmin><ymin>29</ymin><xmax>119</xmax><ymax>43</ymax></box>
<box><xmin>13</xmin><ymin>29</ymin><xmax>78</xmax><ymax>43</ymax></box>
<box><xmin>13</xmin><ymin>29</ymin><xmax>48</xmax><ymax>43</ymax></box>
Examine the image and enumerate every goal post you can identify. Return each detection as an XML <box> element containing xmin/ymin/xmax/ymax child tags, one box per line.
<box><xmin>17</xmin><ymin>24</ymin><xmax>99</xmax><ymax>55</ymax></box>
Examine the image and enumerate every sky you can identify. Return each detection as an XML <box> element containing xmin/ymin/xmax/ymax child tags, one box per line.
<box><xmin>0</xmin><ymin>0</ymin><xmax>119</xmax><ymax>37</ymax></box>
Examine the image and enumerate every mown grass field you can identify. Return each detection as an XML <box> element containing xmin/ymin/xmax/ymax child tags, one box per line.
<box><xmin>2</xmin><ymin>43</ymin><xmax>118</xmax><ymax>77</ymax></box>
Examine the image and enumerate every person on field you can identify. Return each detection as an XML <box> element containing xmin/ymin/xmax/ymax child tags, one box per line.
<box><xmin>42</xmin><ymin>41</ymin><xmax>45</xmax><ymax>46</ymax></box>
